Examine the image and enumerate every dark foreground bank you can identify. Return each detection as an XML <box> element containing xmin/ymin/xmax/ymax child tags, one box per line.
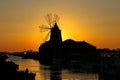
<box><xmin>0</xmin><ymin>53</ymin><xmax>35</xmax><ymax>80</ymax></box>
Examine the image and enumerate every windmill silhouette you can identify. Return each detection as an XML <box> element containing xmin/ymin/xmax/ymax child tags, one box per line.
<box><xmin>39</xmin><ymin>14</ymin><xmax>63</xmax><ymax>63</ymax></box>
<box><xmin>39</xmin><ymin>13</ymin><xmax>62</xmax><ymax>44</ymax></box>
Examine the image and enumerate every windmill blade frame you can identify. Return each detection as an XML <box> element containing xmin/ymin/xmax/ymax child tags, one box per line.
<box><xmin>43</xmin><ymin>31</ymin><xmax>51</xmax><ymax>42</ymax></box>
<box><xmin>45</xmin><ymin>13</ymin><xmax>53</xmax><ymax>28</ymax></box>
<box><xmin>45</xmin><ymin>13</ymin><xmax>60</xmax><ymax>28</ymax></box>
<box><xmin>39</xmin><ymin>25</ymin><xmax>51</xmax><ymax>32</ymax></box>
<box><xmin>39</xmin><ymin>13</ymin><xmax>60</xmax><ymax>43</ymax></box>
<box><xmin>53</xmin><ymin>14</ymin><xmax>60</xmax><ymax>24</ymax></box>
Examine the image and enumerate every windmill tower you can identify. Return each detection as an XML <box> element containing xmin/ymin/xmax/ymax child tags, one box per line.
<box><xmin>50</xmin><ymin>22</ymin><xmax>62</xmax><ymax>44</ymax></box>
<box><xmin>39</xmin><ymin>14</ymin><xmax>62</xmax><ymax>61</ymax></box>
<box><xmin>39</xmin><ymin>13</ymin><xmax>62</xmax><ymax>44</ymax></box>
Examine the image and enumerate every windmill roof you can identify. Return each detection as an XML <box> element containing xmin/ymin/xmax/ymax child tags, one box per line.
<box><xmin>52</xmin><ymin>23</ymin><xmax>59</xmax><ymax>30</ymax></box>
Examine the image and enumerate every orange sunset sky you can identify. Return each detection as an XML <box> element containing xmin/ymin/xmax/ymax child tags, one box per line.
<box><xmin>0</xmin><ymin>0</ymin><xmax>120</xmax><ymax>52</ymax></box>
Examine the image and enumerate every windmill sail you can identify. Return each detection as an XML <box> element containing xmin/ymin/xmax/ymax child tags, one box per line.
<box><xmin>39</xmin><ymin>13</ymin><xmax>62</xmax><ymax>43</ymax></box>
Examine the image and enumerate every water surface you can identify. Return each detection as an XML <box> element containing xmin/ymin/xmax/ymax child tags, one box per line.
<box><xmin>7</xmin><ymin>55</ymin><xmax>98</xmax><ymax>80</ymax></box>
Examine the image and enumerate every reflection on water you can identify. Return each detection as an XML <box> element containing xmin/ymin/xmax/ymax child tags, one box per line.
<box><xmin>62</xmin><ymin>70</ymin><xmax>98</xmax><ymax>80</ymax></box>
<box><xmin>7</xmin><ymin>55</ymin><xmax>98</xmax><ymax>80</ymax></box>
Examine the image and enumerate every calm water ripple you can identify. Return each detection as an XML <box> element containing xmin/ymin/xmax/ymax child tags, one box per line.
<box><xmin>7</xmin><ymin>55</ymin><xmax>98</xmax><ymax>80</ymax></box>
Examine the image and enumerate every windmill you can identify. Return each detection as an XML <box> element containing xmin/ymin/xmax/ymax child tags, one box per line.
<box><xmin>39</xmin><ymin>13</ymin><xmax>62</xmax><ymax>43</ymax></box>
